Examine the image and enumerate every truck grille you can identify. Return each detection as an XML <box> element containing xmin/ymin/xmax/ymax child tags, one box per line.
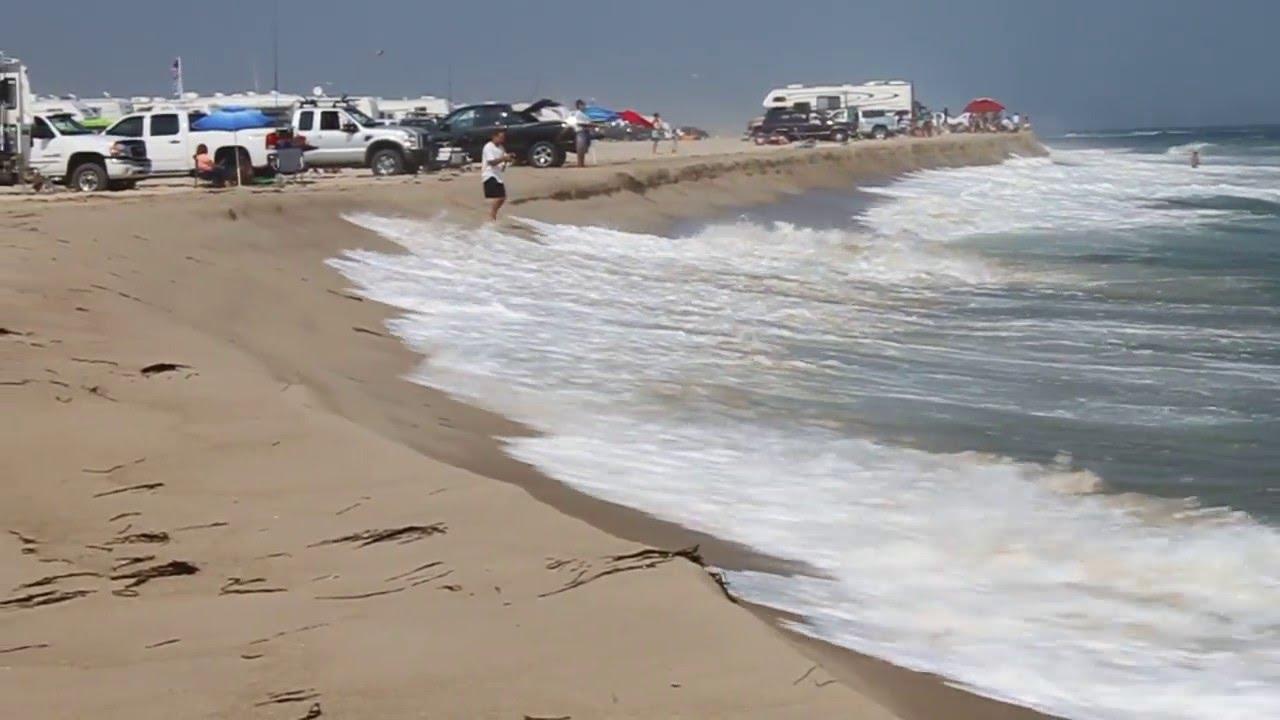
<box><xmin>120</xmin><ymin>140</ymin><xmax>147</xmax><ymax>159</ymax></box>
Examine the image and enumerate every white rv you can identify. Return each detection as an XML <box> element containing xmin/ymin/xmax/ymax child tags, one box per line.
<box><xmin>374</xmin><ymin>96</ymin><xmax>451</xmax><ymax>121</ymax></box>
<box><xmin>762</xmin><ymin>80</ymin><xmax>914</xmax><ymax>116</ymax></box>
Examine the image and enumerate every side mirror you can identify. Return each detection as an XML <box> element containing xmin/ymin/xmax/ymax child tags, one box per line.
<box><xmin>342</xmin><ymin>122</ymin><xmax>358</xmax><ymax>134</ymax></box>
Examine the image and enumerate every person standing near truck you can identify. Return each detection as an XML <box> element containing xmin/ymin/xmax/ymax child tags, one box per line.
<box><xmin>482</xmin><ymin>129</ymin><xmax>513</xmax><ymax>222</ymax></box>
<box><xmin>570</xmin><ymin>99</ymin><xmax>593</xmax><ymax>167</ymax></box>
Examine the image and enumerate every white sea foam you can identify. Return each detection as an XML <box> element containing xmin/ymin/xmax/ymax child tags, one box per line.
<box><xmin>331</xmin><ymin>208</ymin><xmax>1280</xmax><ymax>720</ymax></box>
<box><xmin>859</xmin><ymin>147</ymin><xmax>1280</xmax><ymax>243</ymax></box>
<box><xmin>1063</xmin><ymin>129</ymin><xmax>1191</xmax><ymax>139</ymax></box>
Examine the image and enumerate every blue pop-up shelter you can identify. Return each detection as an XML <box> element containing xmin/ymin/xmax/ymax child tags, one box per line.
<box><xmin>191</xmin><ymin>106</ymin><xmax>274</xmax><ymax>131</ymax></box>
<box><xmin>583</xmin><ymin>105</ymin><xmax>620</xmax><ymax>123</ymax></box>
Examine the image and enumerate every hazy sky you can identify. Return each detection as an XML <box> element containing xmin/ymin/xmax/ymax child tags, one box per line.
<box><xmin>5</xmin><ymin>1</ymin><xmax>1275</xmax><ymax>132</ymax></box>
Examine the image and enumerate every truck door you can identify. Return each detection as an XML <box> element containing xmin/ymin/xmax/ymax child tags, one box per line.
<box><xmin>146</xmin><ymin>113</ymin><xmax>188</xmax><ymax>173</ymax></box>
<box><xmin>27</xmin><ymin>117</ymin><xmax>59</xmax><ymax>177</ymax></box>
<box><xmin>472</xmin><ymin>106</ymin><xmax>507</xmax><ymax>149</ymax></box>
<box><xmin>441</xmin><ymin>108</ymin><xmax>480</xmax><ymax>160</ymax></box>
<box><xmin>308</xmin><ymin>109</ymin><xmax>363</xmax><ymax>165</ymax></box>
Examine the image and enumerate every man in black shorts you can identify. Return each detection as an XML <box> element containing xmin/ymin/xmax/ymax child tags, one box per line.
<box><xmin>481</xmin><ymin>129</ymin><xmax>512</xmax><ymax>221</ymax></box>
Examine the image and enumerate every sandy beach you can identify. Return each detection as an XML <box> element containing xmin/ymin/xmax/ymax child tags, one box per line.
<box><xmin>2</xmin><ymin>133</ymin><xmax>1051</xmax><ymax>719</ymax></box>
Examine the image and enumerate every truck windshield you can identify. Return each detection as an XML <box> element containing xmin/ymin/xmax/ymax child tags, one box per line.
<box><xmin>48</xmin><ymin>114</ymin><xmax>93</xmax><ymax>135</ymax></box>
<box><xmin>344</xmin><ymin>107</ymin><xmax>377</xmax><ymax>126</ymax></box>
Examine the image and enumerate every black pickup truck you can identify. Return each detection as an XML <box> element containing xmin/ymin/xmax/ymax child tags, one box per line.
<box><xmin>413</xmin><ymin>100</ymin><xmax>575</xmax><ymax>168</ymax></box>
<box><xmin>751</xmin><ymin>107</ymin><xmax>852</xmax><ymax>144</ymax></box>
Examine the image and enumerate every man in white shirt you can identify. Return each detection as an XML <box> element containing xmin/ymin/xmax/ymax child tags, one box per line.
<box><xmin>482</xmin><ymin>129</ymin><xmax>513</xmax><ymax>222</ymax></box>
<box><xmin>570</xmin><ymin>99</ymin><xmax>593</xmax><ymax>167</ymax></box>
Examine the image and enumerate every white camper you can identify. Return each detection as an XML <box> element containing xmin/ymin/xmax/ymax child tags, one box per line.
<box><xmin>375</xmin><ymin>96</ymin><xmax>451</xmax><ymax>121</ymax></box>
<box><xmin>762</xmin><ymin>80</ymin><xmax>914</xmax><ymax>117</ymax></box>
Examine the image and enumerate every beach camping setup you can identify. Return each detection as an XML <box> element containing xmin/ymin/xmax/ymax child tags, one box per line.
<box><xmin>192</xmin><ymin>106</ymin><xmax>275</xmax><ymax>183</ymax></box>
<box><xmin>964</xmin><ymin>97</ymin><xmax>1005</xmax><ymax>114</ymax></box>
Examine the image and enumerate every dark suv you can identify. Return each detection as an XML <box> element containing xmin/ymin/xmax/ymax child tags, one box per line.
<box><xmin>751</xmin><ymin>107</ymin><xmax>852</xmax><ymax>144</ymax></box>
<box><xmin>421</xmin><ymin>100</ymin><xmax>575</xmax><ymax>168</ymax></box>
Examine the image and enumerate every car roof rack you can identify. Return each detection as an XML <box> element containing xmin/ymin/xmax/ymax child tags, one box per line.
<box><xmin>298</xmin><ymin>95</ymin><xmax>356</xmax><ymax>109</ymax></box>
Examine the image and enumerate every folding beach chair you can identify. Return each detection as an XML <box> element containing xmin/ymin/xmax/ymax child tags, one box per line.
<box><xmin>274</xmin><ymin>147</ymin><xmax>306</xmax><ymax>186</ymax></box>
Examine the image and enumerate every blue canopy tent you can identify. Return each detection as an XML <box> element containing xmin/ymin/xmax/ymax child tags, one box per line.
<box><xmin>583</xmin><ymin>105</ymin><xmax>619</xmax><ymax>123</ymax></box>
<box><xmin>192</xmin><ymin>106</ymin><xmax>276</xmax><ymax>184</ymax></box>
<box><xmin>191</xmin><ymin>106</ymin><xmax>274</xmax><ymax>131</ymax></box>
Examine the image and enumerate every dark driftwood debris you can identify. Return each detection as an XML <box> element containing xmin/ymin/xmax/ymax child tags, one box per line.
<box><xmin>220</xmin><ymin>577</ymin><xmax>287</xmax><ymax>595</ymax></box>
<box><xmin>109</xmin><ymin>531</ymin><xmax>170</xmax><ymax>545</ymax></box>
<box><xmin>299</xmin><ymin>703</ymin><xmax>323</xmax><ymax>719</ymax></box>
<box><xmin>14</xmin><ymin>571</ymin><xmax>101</xmax><ymax>591</ymax></box>
<box><xmin>309</xmin><ymin>523</ymin><xmax>447</xmax><ymax>549</ymax></box>
<box><xmin>0</xmin><ymin>643</ymin><xmax>50</xmax><ymax>655</ymax></box>
<box><xmin>112</xmin><ymin>555</ymin><xmax>155</xmax><ymax>571</ymax></box>
<box><xmin>8</xmin><ymin>530</ymin><xmax>39</xmax><ymax>554</ymax></box>
<box><xmin>540</xmin><ymin>545</ymin><xmax>722</xmax><ymax>599</ymax></box>
<box><xmin>254</xmin><ymin>689</ymin><xmax>319</xmax><ymax>707</ymax></box>
<box><xmin>111</xmin><ymin>560</ymin><xmax>198</xmax><ymax>592</ymax></box>
<box><xmin>385</xmin><ymin>561</ymin><xmax>443</xmax><ymax>583</ymax></box>
<box><xmin>140</xmin><ymin>363</ymin><xmax>189</xmax><ymax>377</ymax></box>
<box><xmin>82</xmin><ymin>457</ymin><xmax>145</xmax><ymax>474</ymax></box>
<box><xmin>1</xmin><ymin>588</ymin><xmax>95</xmax><ymax>609</ymax></box>
<box><xmin>93</xmin><ymin>482</ymin><xmax>164</xmax><ymax>498</ymax></box>
<box><xmin>315</xmin><ymin>587</ymin><xmax>405</xmax><ymax>601</ymax></box>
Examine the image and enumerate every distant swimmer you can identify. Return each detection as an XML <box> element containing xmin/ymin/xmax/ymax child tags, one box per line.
<box><xmin>1191</xmin><ymin>149</ymin><xmax>1201</xmax><ymax>168</ymax></box>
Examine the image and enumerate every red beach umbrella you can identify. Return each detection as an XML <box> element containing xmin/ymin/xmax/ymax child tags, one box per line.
<box><xmin>618</xmin><ymin>109</ymin><xmax>654</xmax><ymax>128</ymax></box>
<box><xmin>964</xmin><ymin>97</ymin><xmax>1006</xmax><ymax>114</ymax></box>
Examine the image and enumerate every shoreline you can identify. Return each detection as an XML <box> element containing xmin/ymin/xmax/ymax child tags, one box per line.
<box><xmin>1</xmin><ymin>134</ymin><xmax>1054</xmax><ymax>718</ymax></box>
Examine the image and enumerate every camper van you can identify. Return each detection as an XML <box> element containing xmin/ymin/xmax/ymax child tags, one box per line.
<box><xmin>761</xmin><ymin>80</ymin><xmax>914</xmax><ymax>137</ymax></box>
<box><xmin>762</xmin><ymin>80</ymin><xmax>913</xmax><ymax>114</ymax></box>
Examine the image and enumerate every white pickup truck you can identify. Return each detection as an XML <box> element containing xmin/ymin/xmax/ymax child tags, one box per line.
<box><xmin>291</xmin><ymin>102</ymin><xmax>424</xmax><ymax>175</ymax></box>
<box><xmin>25</xmin><ymin>113</ymin><xmax>150</xmax><ymax>191</ymax></box>
<box><xmin>102</xmin><ymin>110</ymin><xmax>277</xmax><ymax>180</ymax></box>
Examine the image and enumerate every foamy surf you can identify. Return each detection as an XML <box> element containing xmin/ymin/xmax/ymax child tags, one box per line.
<box><xmin>331</xmin><ymin>187</ymin><xmax>1280</xmax><ymax>720</ymax></box>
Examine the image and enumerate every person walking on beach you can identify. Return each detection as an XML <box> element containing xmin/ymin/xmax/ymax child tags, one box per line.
<box><xmin>571</xmin><ymin>99</ymin><xmax>593</xmax><ymax>167</ymax></box>
<box><xmin>651</xmin><ymin>112</ymin><xmax>677</xmax><ymax>155</ymax></box>
<box><xmin>482</xmin><ymin>129</ymin><xmax>513</xmax><ymax>222</ymax></box>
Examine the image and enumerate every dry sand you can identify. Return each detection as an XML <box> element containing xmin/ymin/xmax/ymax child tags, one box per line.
<box><xmin>1</xmin><ymin>133</ymin><xmax>1054</xmax><ymax>719</ymax></box>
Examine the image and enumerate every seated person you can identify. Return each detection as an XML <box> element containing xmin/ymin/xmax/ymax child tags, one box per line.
<box><xmin>194</xmin><ymin>144</ymin><xmax>228</xmax><ymax>187</ymax></box>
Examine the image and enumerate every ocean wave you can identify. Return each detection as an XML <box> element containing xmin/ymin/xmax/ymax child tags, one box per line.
<box><xmin>1063</xmin><ymin>129</ymin><xmax>1192</xmax><ymax>139</ymax></box>
<box><xmin>332</xmin><ymin>213</ymin><xmax>1280</xmax><ymax>720</ymax></box>
<box><xmin>1165</xmin><ymin>141</ymin><xmax>1216</xmax><ymax>156</ymax></box>
<box><xmin>859</xmin><ymin>147</ymin><xmax>1280</xmax><ymax>242</ymax></box>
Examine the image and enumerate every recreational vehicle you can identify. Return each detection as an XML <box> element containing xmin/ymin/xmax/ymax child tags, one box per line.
<box><xmin>762</xmin><ymin>81</ymin><xmax>914</xmax><ymax>117</ymax></box>
<box><xmin>374</xmin><ymin>96</ymin><xmax>451</xmax><ymax>122</ymax></box>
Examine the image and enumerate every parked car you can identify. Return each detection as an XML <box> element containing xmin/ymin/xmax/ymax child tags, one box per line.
<box><xmin>677</xmin><ymin>126</ymin><xmax>709</xmax><ymax>140</ymax></box>
<box><xmin>291</xmin><ymin>101</ymin><xmax>426</xmax><ymax>175</ymax></box>
<box><xmin>425</xmin><ymin>100</ymin><xmax>575</xmax><ymax>168</ymax></box>
<box><xmin>751</xmin><ymin>107</ymin><xmax>851</xmax><ymax>144</ymax></box>
<box><xmin>103</xmin><ymin>110</ymin><xmax>276</xmax><ymax>182</ymax></box>
<box><xmin>23</xmin><ymin>113</ymin><xmax>150</xmax><ymax>191</ymax></box>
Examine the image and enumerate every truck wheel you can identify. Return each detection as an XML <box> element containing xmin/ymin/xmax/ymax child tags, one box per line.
<box><xmin>831</xmin><ymin>129</ymin><xmax>849</xmax><ymax>143</ymax></box>
<box><xmin>527</xmin><ymin>141</ymin><xmax>561</xmax><ymax>169</ymax></box>
<box><xmin>108</xmin><ymin>180</ymin><xmax>138</xmax><ymax>191</ymax></box>
<box><xmin>69</xmin><ymin>162</ymin><xmax>108</xmax><ymax>192</ymax></box>
<box><xmin>370</xmin><ymin>148</ymin><xmax>405</xmax><ymax>176</ymax></box>
<box><xmin>872</xmin><ymin>126</ymin><xmax>888</xmax><ymax>140</ymax></box>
